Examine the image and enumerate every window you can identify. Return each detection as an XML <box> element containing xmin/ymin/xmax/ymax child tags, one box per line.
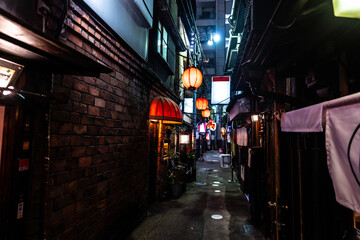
<box><xmin>84</xmin><ymin>0</ymin><xmax>153</xmax><ymax>60</ymax></box>
<box><xmin>207</xmin><ymin>57</ymin><xmax>215</xmax><ymax>68</ymax></box>
<box><xmin>198</xmin><ymin>26</ymin><xmax>215</xmax><ymax>43</ymax></box>
<box><xmin>197</xmin><ymin>2</ymin><xmax>216</xmax><ymax>19</ymax></box>
<box><xmin>157</xmin><ymin>22</ymin><xmax>168</xmax><ymax>60</ymax></box>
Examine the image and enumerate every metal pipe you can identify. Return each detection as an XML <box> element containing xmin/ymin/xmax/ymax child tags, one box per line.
<box><xmin>40</xmin><ymin>72</ymin><xmax>54</xmax><ymax>239</ymax></box>
<box><xmin>296</xmin><ymin>135</ymin><xmax>304</xmax><ymax>240</ymax></box>
<box><xmin>273</xmin><ymin>101</ymin><xmax>281</xmax><ymax>240</ymax></box>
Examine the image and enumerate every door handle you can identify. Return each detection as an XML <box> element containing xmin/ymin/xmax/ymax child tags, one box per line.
<box><xmin>268</xmin><ymin>201</ymin><xmax>277</xmax><ymax>207</ymax></box>
<box><xmin>268</xmin><ymin>201</ymin><xmax>288</xmax><ymax>209</ymax></box>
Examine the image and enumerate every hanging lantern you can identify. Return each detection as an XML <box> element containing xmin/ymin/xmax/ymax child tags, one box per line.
<box><xmin>196</xmin><ymin>98</ymin><xmax>208</xmax><ymax>110</ymax></box>
<box><xmin>201</xmin><ymin>109</ymin><xmax>211</xmax><ymax>118</ymax></box>
<box><xmin>221</xmin><ymin>127</ymin><xmax>226</xmax><ymax>135</ymax></box>
<box><xmin>207</xmin><ymin>122</ymin><xmax>216</xmax><ymax>131</ymax></box>
<box><xmin>181</xmin><ymin>67</ymin><xmax>203</xmax><ymax>90</ymax></box>
<box><xmin>251</xmin><ymin>114</ymin><xmax>259</xmax><ymax>122</ymax></box>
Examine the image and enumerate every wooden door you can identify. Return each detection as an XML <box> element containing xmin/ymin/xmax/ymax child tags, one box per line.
<box><xmin>266</xmin><ymin>113</ymin><xmax>292</xmax><ymax>240</ymax></box>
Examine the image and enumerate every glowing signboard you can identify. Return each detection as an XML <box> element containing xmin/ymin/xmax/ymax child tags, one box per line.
<box><xmin>211</xmin><ymin>76</ymin><xmax>230</xmax><ymax>104</ymax></box>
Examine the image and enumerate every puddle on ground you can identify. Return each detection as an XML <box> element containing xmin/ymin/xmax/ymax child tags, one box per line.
<box><xmin>243</xmin><ymin>224</ymin><xmax>256</xmax><ymax>234</ymax></box>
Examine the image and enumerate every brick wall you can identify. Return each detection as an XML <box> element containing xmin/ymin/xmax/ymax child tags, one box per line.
<box><xmin>45</xmin><ymin>1</ymin><xmax>175</xmax><ymax>239</ymax></box>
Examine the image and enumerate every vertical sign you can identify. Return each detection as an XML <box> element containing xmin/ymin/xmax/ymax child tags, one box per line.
<box><xmin>211</xmin><ymin>76</ymin><xmax>230</xmax><ymax>104</ymax></box>
<box><xmin>184</xmin><ymin>98</ymin><xmax>193</xmax><ymax>113</ymax></box>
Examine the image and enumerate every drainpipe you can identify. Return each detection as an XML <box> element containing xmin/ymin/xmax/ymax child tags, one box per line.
<box><xmin>273</xmin><ymin>100</ymin><xmax>281</xmax><ymax>240</ymax></box>
<box><xmin>40</xmin><ymin>73</ymin><xmax>53</xmax><ymax>240</ymax></box>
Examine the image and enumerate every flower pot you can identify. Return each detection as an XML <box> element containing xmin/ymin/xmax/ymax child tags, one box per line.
<box><xmin>171</xmin><ymin>183</ymin><xmax>182</xmax><ymax>198</ymax></box>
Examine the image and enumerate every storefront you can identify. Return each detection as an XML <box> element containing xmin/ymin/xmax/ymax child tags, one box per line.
<box><xmin>0</xmin><ymin>4</ymin><xmax>110</xmax><ymax>238</ymax></box>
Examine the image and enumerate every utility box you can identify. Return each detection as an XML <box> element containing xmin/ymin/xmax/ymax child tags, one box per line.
<box><xmin>219</xmin><ymin>154</ymin><xmax>231</xmax><ymax>168</ymax></box>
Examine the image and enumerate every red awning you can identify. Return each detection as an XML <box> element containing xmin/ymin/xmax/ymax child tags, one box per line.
<box><xmin>149</xmin><ymin>96</ymin><xmax>183</xmax><ymax>124</ymax></box>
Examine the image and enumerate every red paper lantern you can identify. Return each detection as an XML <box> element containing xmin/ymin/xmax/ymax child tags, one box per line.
<box><xmin>201</xmin><ymin>109</ymin><xmax>211</xmax><ymax>118</ymax></box>
<box><xmin>181</xmin><ymin>67</ymin><xmax>203</xmax><ymax>90</ymax></box>
<box><xmin>207</xmin><ymin>122</ymin><xmax>216</xmax><ymax>131</ymax></box>
<box><xmin>221</xmin><ymin>127</ymin><xmax>226</xmax><ymax>135</ymax></box>
<box><xmin>196</xmin><ymin>98</ymin><xmax>208</xmax><ymax>110</ymax></box>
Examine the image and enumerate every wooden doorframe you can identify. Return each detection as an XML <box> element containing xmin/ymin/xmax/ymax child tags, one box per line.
<box><xmin>0</xmin><ymin>105</ymin><xmax>25</xmax><ymax>239</ymax></box>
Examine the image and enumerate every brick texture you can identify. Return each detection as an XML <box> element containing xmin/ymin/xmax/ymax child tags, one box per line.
<box><xmin>46</xmin><ymin>1</ymin><xmax>166</xmax><ymax>239</ymax></box>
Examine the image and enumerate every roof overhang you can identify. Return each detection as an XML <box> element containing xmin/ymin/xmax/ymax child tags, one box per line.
<box><xmin>0</xmin><ymin>9</ymin><xmax>112</xmax><ymax>76</ymax></box>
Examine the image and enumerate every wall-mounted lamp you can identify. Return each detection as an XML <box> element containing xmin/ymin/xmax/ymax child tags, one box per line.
<box><xmin>0</xmin><ymin>58</ymin><xmax>24</xmax><ymax>89</ymax></box>
<box><xmin>2</xmin><ymin>86</ymin><xmax>14</xmax><ymax>96</ymax></box>
<box><xmin>332</xmin><ymin>0</ymin><xmax>360</xmax><ymax>19</ymax></box>
<box><xmin>251</xmin><ymin>114</ymin><xmax>259</xmax><ymax>122</ymax></box>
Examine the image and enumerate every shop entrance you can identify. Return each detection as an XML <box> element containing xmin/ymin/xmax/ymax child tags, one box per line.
<box><xmin>0</xmin><ymin>68</ymin><xmax>51</xmax><ymax>239</ymax></box>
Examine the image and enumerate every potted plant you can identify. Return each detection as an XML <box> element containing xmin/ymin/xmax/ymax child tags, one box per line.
<box><xmin>168</xmin><ymin>151</ymin><xmax>179</xmax><ymax>169</ymax></box>
<box><xmin>168</xmin><ymin>164</ymin><xmax>186</xmax><ymax>198</ymax></box>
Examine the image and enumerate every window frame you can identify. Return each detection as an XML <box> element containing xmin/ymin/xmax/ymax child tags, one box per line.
<box><xmin>157</xmin><ymin>21</ymin><xmax>168</xmax><ymax>61</ymax></box>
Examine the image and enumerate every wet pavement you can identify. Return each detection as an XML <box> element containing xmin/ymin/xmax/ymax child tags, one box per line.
<box><xmin>127</xmin><ymin>150</ymin><xmax>266</xmax><ymax>240</ymax></box>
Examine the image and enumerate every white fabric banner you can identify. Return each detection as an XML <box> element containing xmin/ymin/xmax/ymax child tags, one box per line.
<box><xmin>236</xmin><ymin>128</ymin><xmax>248</xmax><ymax>146</ymax></box>
<box><xmin>281</xmin><ymin>102</ymin><xmax>324</xmax><ymax>132</ymax></box>
<box><xmin>326</xmin><ymin>103</ymin><xmax>360</xmax><ymax>213</ymax></box>
<box><xmin>281</xmin><ymin>92</ymin><xmax>360</xmax><ymax>133</ymax></box>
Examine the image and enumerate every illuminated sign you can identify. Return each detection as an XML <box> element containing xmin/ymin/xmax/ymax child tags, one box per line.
<box><xmin>333</xmin><ymin>0</ymin><xmax>360</xmax><ymax>19</ymax></box>
<box><xmin>184</xmin><ymin>98</ymin><xmax>193</xmax><ymax>113</ymax></box>
<box><xmin>198</xmin><ymin>122</ymin><xmax>206</xmax><ymax>133</ymax></box>
<box><xmin>180</xmin><ymin>135</ymin><xmax>190</xmax><ymax>144</ymax></box>
<box><xmin>211</xmin><ymin>76</ymin><xmax>230</xmax><ymax>104</ymax></box>
<box><xmin>0</xmin><ymin>57</ymin><xmax>23</xmax><ymax>88</ymax></box>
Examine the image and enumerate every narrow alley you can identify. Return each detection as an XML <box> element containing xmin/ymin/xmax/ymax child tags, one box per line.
<box><xmin>127</xmin><ymin>150</ymin><xmax>265</xmax><ymax>240</ymax></box>
<box><xmin>1</xmin><ymin>1</ymin><xmax>360</xmax><ymax>239</ymax></box>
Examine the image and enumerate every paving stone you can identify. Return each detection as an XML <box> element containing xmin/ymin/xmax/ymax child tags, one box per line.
<box><xmin>127</xmin><ymin>150</ymin><xmax>266</xmax><ymax>240</ymax></box>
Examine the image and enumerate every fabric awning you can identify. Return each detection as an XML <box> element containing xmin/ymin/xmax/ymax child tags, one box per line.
<box><xmin>149</xmin><ymin>96</ymin><xmax>183</xmax><ymax>124</ymax></box>
<box><xmin>0</xmin><ymin>12</ymin><xmax>112</xmax><ymax>76</ymax></box>
<box><xmin>281</xmin><ymin>92</ymin><xmax>360</xmax><ymax>132</ymax></box>
<box><xmin>280</xmin><ymin>92</ymin><xmax>360</xmax><ymax>213</ymax></box>
<box><xmin>280</xmin><ymin>102</ymin><xmax>324</xmax><ymax>132</ymax></box>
